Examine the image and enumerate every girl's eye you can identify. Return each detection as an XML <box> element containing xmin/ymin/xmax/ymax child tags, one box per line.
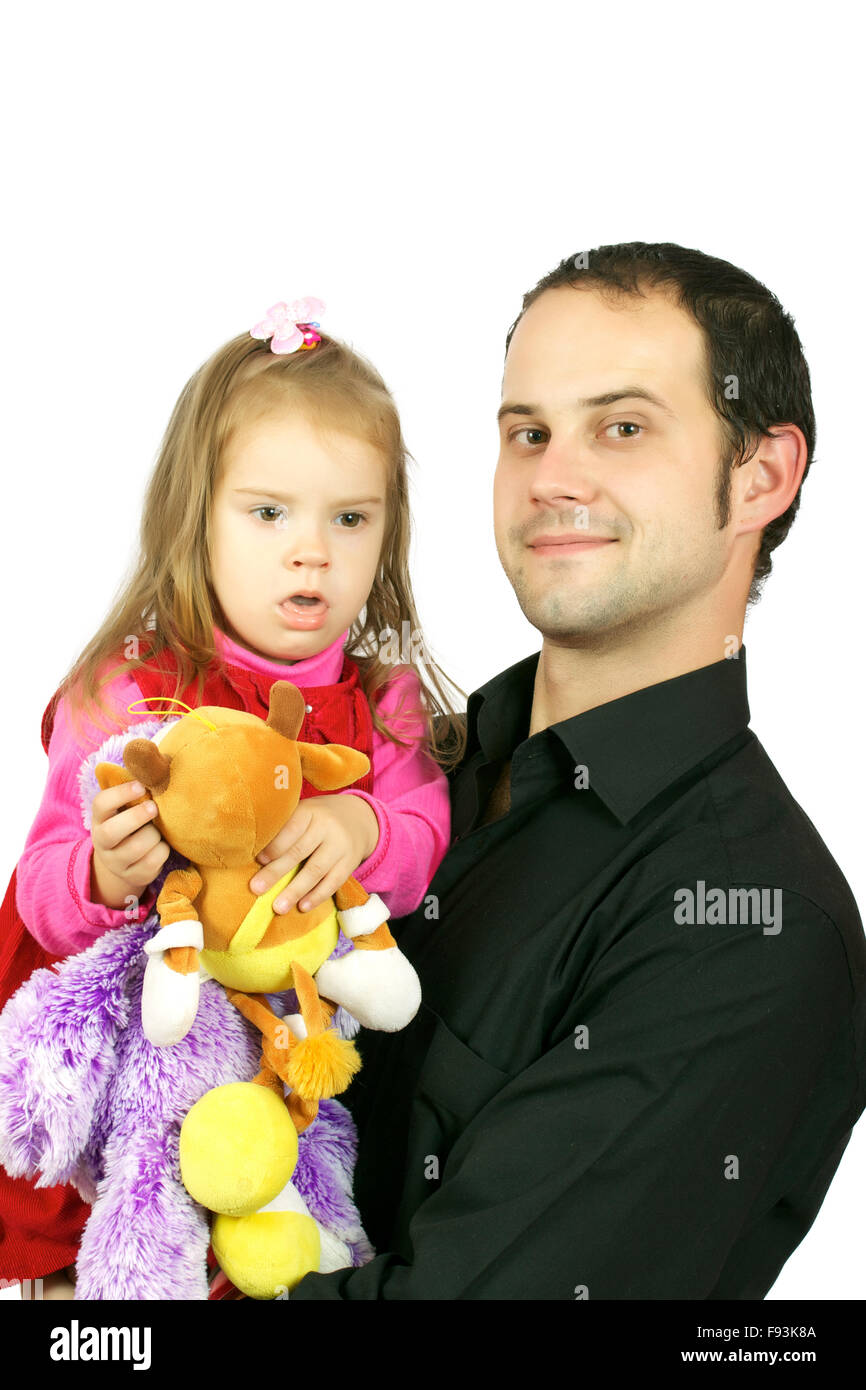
<box><xmin>251</xmin><ymin>506</ymin><xmax>368</xmax><ymax>527</ymax></box>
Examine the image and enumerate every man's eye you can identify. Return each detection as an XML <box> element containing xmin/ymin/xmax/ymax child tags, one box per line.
<box><xmin>604</xmin><ymin>422</ymin><xmax>644</xmax><ymax>439</ymax></box>
<box><xmin>509</xmin><ymin>427</ymin><xmax>548</xmax><ymax>446</ymax></box>
<box><xmin>508</xmin><ymin>422</ymin><xmax>644</xmax><ymax>446</ymax></box>
<box><xmin>336</xmin><ymin>512</ymin><xmax>367</xmax><ymax>528</ymax></box>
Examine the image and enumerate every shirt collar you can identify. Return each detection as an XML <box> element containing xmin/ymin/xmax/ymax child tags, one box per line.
<box><xmin>465</xmin><ymin>644</ymin><xmax>751</xmax><ymax>826</ymax></box>
<box><xmin>212</xmin><ymin>624</ymin><xmax>351</xmax><ymax>686</ymax></box>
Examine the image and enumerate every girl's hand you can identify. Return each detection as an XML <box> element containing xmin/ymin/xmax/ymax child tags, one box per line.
<box><xmin>249</xmin><ymin>794</ymin><xmax>380</xmax><ymax>915</ymax></box>
<box><xmin>90</xmin><ymin>780</ymin><xmax>171</xmax><ymax>909</ymax></box>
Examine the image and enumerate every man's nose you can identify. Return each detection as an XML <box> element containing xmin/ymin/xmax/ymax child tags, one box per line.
<box><xmin>529</xmin><ymin>437</ymin><xmax>598</xmax><ymax>507</ymax></box>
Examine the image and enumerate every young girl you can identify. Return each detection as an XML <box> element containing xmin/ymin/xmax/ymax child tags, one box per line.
<box><xmin>0</xmin><ymin>298</ymin><xmax>467</xmax><ymax>1299</ymax></box>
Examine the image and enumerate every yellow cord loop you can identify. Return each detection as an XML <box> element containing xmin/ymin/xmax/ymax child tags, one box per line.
<box><xmin>126</xmin><ymin>696</ymin><xmax>218</xmax><ymax>732</ymax></box>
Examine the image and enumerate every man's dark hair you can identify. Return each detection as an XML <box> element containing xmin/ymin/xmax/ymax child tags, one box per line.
<box><xmin>505</xmin><ymin>242</ymin><xmax>816</xmax><ymax>607</ymax></box>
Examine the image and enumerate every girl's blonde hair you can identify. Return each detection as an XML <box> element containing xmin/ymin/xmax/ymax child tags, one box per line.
<box><xmin>53</xmin><ymin>329</ymin><xmax>468</xmax><ymax>772</ymax></box>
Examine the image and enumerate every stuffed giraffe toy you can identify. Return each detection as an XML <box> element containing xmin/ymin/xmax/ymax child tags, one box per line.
<box><xmin>86</xmin><ymin>678</ymin><xmax>421</xmax><ymax>1297</ymax></box>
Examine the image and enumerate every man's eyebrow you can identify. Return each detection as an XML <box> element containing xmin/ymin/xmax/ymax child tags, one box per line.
<box><xmin>496</xmin><ymin>386</ymin><xmax>677</xmax><ymax>424</ymax></box>
<box><xmin>233</xmin><ymin>487</ymin><xmax>384</xmax><ymax>506</ymax></box>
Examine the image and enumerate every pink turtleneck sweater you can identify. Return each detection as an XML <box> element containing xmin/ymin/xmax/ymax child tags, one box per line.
<box><xmin>15</xmin><ymin>625</ymin><xmax>451</xmax><ymax>956</ymax></box>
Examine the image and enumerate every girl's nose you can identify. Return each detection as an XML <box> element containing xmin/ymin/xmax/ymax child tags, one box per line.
<box><xmin>283</xmin><ymin>530</ymin><xmax>330</xmax><ymax>567</ymax></box>
<box><xmin>289</xmin><ymin>546</ymin><xmax>329</xmax><ymax>566</ymax></box>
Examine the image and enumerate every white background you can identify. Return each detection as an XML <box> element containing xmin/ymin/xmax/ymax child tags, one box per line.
<box><xmin>1</xmin><ymin>2</ymin><xmax>863</xmax><ymax>1301</ymax></box>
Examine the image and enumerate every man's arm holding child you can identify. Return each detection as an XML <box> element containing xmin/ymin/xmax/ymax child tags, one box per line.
<box><xmin>288</xmin><ymin>892</ymin><xmax>855</xmax><ymax>1299</ymax></box>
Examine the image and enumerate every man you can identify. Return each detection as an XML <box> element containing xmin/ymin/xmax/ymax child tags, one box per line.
<box><xmin>286</xmin><ymin>241</ymin><xmax>866</xmax><ymax>1299</ymax></box>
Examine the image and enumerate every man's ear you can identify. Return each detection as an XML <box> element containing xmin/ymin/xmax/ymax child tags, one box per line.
<box><xmin>297</xmin><ymin>742</ymin><xmax>371</xmax><ymax>792</ymax></box>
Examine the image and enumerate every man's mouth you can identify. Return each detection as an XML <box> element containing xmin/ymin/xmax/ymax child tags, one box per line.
<box><xmin>528</xmin><ymin>536</ymin><xmax>617</xmax><ymax>556</ymax></box>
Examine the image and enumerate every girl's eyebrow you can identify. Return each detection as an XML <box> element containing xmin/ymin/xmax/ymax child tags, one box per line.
<box><xmin>233</xmin><ymin>487</ymin><xmax>384</xmax><ymax>506</ymax></box>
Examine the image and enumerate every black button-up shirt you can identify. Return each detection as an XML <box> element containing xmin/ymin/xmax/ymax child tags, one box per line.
<box><xmin>291</xmin><ymin>644</ymin><xmax>866</xmax><ymax>1300</ymax></box>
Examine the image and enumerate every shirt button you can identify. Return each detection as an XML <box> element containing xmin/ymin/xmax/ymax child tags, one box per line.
<box><xmin>305</xmin><ymin>704</ymin><xmax>313</xmax><ymax>713</ymax></box>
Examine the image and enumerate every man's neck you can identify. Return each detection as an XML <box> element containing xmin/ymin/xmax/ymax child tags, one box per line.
<box><xmin>528</xmin><ymin>617</ymin><xmax>744</xmax><ymax>736</ymax></box>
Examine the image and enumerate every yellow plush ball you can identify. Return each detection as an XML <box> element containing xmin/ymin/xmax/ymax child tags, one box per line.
<box><xmin>212</xmin><ymin>1210</ymin><xmax>321</xmax><ymax>1300</ymax></box>
<box><xmin>179</xmin><ymin>1082</ymin><xmax>298</xmax><ymax>1217</ymax></box>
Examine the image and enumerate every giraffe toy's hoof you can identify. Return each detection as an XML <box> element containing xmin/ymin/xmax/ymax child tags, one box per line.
<box><xmin>141</xmin><ymin>921</ymin><xmax>203</xmax><ymax>1045</ymax></box>
<box><xmin>212</xmin><ymin>1179</ymin><xmax>322</xmax><ymax>1299</ymax></box>
<box><xmin>315</xmin><ymin>946</ymin><xmax>421</xmax><ymax>1032</ymax></box>
<box><xmin>179</xmin><ymin>1082</ymin><xmax>298</xmax><ymax>1216</ymax></box>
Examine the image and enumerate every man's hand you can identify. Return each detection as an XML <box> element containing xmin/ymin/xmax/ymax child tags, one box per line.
<box><xmin>248</xmin><ymin>794</ymin><xmax>380</xmax><ymax>914</ymax></box>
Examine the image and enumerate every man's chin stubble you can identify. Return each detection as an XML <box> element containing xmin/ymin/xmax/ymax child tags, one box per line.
<box><xmin>513</xmin><ymin>584</ymin><xmax>606</xmax><ymax>639</ymax></box>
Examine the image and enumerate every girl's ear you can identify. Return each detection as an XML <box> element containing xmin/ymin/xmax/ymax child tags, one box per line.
<box><xmin>297</xmin><ymin>742</ymin><xmax>371</xmax><ymax>792</ymax></box>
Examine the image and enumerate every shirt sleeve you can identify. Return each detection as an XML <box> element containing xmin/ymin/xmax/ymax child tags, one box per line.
<box><xmin>288</xmin><ymin>891</ymin><xmax>856</xmax><ymax>1299</ymax></box>
<box><xmin>15</xmin><ymin>675</ymin><xmax>160</xmax><ymax>956</ymax></box>
<box><xmin>341</xmin><ymin>668</ymin><xmax>451</xmax><ymax>920</ymax></box>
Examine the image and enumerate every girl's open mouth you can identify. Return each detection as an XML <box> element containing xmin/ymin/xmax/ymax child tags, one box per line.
<box><xmin>277</xmin><ymin>596</ymin><xmax>329</xmax><ymax>630</ymax></box>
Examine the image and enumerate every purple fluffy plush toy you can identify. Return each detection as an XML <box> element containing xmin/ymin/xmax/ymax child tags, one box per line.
<box><xmin>0</xmin><ymin>716</ymin><xmax>373</xmax><ymax>1299</ymax></box>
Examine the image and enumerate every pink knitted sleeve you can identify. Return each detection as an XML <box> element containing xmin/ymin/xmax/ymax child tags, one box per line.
<box><xmin>15</xmin><ymin>672</ymin><xmax>160</xmax><ymax>956</ymax></box>
<box><xmin>344</xmin><ymin>667</ymin><xmax>452</xmax><ymax>919</ymax></box>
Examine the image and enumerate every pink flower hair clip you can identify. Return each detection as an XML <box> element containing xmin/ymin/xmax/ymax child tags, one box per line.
<box><xmin>250</xmin><ymin>298</ymin><xmax>326</xmax><ymax>354</ymax></box>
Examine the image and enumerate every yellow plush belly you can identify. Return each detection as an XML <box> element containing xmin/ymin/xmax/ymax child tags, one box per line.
<box><xmin>201</xmin><ymin>869</ymin><xmax>339</xmax><ymax>992</ymax></box>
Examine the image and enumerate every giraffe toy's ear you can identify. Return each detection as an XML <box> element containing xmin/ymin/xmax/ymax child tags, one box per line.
<box><xmin>95</xmin><ymin>761</ymin><xmax>142</xmax><ymax>794</ymax></box>
<box><xmin>298</xmin><ymin>742</ymin><xmax>370</xmax><ymax>792</ymax></box>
